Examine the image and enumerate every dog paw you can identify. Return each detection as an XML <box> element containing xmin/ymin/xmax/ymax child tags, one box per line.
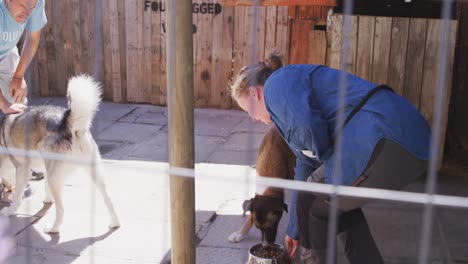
<box><xmin>228</xmin><ymin>231</ymin><xmax>246</xmax><ymax>243</ymax></box>
<box><xmin>44</xmin><ymin>226</ymin><xmax>60</xmax><ymax>234</ymax></box>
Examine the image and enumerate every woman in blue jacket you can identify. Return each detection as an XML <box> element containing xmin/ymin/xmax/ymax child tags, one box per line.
<box><xmin>230</xmin><ymin>53</ymin><xmax>430</xmax><ymax>264</ymax></box>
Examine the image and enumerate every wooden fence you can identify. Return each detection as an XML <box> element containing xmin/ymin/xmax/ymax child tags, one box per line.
<box><xmin>28</xmin><ymin>4</ymin><xmax>458</xmax><ymax>139</ymax></box>
<box><xmin>28</xmin><ymin>1</ymin><xmax>292</xmax><ymax>110</ymax></box>
<box><xmin>327</xmin><ymin>14</ymin><xmax>458</xmax><ymax>161</ymax></box>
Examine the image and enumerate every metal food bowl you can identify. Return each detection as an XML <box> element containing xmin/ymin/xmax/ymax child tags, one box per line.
<box><xmin>247</xmin><ymin>243</ymin><xmax>288</xmax><ymax>264</ymax></box>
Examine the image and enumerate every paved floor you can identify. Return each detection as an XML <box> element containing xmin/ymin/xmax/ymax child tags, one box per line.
<box><xmin>0</xmin><ymin>97</ymin><xmax>467</xmax><ymax>264</ymax></box>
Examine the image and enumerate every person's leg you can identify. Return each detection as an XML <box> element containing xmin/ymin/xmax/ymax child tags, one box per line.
<box><xmin>339</xmin><ymin>208</ymin><xmax>383</xmax><ymax>264</ymax></box>
<box><xmin>297</xmin><ymin>190</ymin><xmax>330</xmax><ymax>264</ymax></box>
<box><xmin>298</xmin><ymin>165</ymin><xmax>383</xmax><ymax>264</ymax></box>
<box><xmin>337</xmin><ymin>138</ymin><xmax>427</xmax><ymax>263</ymax></box>
<box><xmin>0</xmin><ymin>47</ymin><xmax>19</xmax><ymax>103</ymax></box>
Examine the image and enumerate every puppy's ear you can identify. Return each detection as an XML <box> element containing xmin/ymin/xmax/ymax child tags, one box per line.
<box><xmin>242</xmin><ymin>199</ymin><xmax>253</xmax><ymax>217</ymax></box>
<box><xmin>282</xmin><ymin>203</ymin><xmax>288</xmax><ymax>213</ymax></box>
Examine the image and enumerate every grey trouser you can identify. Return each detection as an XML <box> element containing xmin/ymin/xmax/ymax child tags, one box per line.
<box><xmin>0</xmin><ymin>47</ymin><xmax>20</xmax><ymax>104</ymax></box>
<box><xmin>297</xmin><ymin>138</ymin><xmax>427</xmax><ymax>264</ymax></box>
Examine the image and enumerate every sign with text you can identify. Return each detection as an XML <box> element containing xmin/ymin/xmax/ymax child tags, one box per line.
<box><xmin>144</xmin><ymin>1</ymin><xmax>223</xmax><ymax>15</ymax></box>
<box><xmin>144</xmin><ymin>1</ymin><xmax>223</xmax><ymax>34</ymax></box>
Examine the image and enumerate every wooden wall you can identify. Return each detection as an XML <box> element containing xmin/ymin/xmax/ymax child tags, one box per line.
<box><xmin>27</xmin><ymin>5</ymin><xmax>458</xmax><ymax>147</ymax></box>
<box><xmin>26</xmin><ymin>4</ymin><xmax>462</xmax><ymax>161</ymax></box>
<box><xmin>28</xmin><ymin>1</ymin><xmax>290</xmax><ymax>110</ymax></box>
<box><xmin>327</xmin><ymin>14</ymin><xmax>458</xmax><ymax>161</ymax></box>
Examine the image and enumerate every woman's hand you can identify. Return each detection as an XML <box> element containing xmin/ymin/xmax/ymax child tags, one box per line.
<box><xmin>285</xmin><ymin>235</ymin><xmax>299</xmax><ymax>259</ymax></box>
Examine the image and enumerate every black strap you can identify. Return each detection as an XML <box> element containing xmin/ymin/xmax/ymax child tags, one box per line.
<box><xmin>344</xmin><ymin>85</ymin><xmax>394</xmax><ymax>127</ymax></box>
<box><xmin>334</xmin><ymin>85</ymin><xmax>394</xmax><ymax>141</ymax></box>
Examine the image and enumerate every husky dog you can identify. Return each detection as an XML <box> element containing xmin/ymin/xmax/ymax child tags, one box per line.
<box><xmin>0</xmin><ymin>75</ymin><xmax>120</xmax><ymax>233</ymax></box>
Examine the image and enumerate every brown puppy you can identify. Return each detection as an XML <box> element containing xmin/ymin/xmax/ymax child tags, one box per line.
<box><xmin>229</xmin><ymin>125</ymin><xmax>295</xmax><ymax>246</ymax></box>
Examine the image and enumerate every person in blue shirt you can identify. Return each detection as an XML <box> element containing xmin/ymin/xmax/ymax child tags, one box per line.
<box><xmin>0</xmin><ymin>0</ymin><xmax>47</xmax><ymax>114</ymax></box>
<box><xmin>230</xmin><ymin>53</ymin><xmax>430</xmax><ymax>264</ymax></box>
<box><xmin>0</xmin><ymin>0</ymin><xmax>47</xmax><ymax>197</ymax></box>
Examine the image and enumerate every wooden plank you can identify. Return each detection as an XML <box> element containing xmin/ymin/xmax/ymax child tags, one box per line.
<box><xmin>108</xmin><ymin>0</ymin><xmax>122</xmax><ymax>102</ymax></box>
<box><xmin>124</xmin><ymin>0</ymin><xmax>138</xmax><ymax>102</ymax></box>
<box><xmin>193</xmin><ymin>0</ymin><xmax>214</xmax><ymax>108</ymax></box>
<box><xmin>388</xmin><ymin>17</ymin><xmax>409</xmax><ymax>95</ymax></box>
<box><xmin>290</xmin><ymin>19</ymin><xmax>312</xmax><ymax>64</ymax></box>
<box><xmin>296</xmin><ymin>6</ymin><xmax>307</xmax><ymax>19</ymax></box>
<box><xmin>312</xmin><ymin>6</ymin><xmax>321</xmax><ymax>18</ymax></box>
<box><xmin>79</xmin><ymin>0</ymin><xmax>92</xmax><ymax>75</ymax></box>
<box><xmin>420</xmin><ymin>19</ymin><xmax>457</xmax><ymax>134</ymax></box>
<box><xmin>70</xmin><ymin>0</ymin><xmax>82</xmax><ymax>75</ymax></box>
<box><xmin>81</xmin><ymin>0</ymin><xmax>90</xmax><ymax>76</ymax></box>
<box><xmin>420</xmin><ymin>19</ymin><xmax>441</xmax><ymax>125</ymax></box>
<box><xmin>118</xmin><ymin>0</ymin><xmax>128</xmax><ymax>102</ymax></box>
<box><xmin>314</xmin><ymin>28</ymin><xmax>327</xmax><ymax>65</ymax></box>
<box><xmin>264</xmin><ymin>6</ymin><xmax>277</xmax><ymax>57</ymax></box>
<box><xmin>136</xmin><ymin>0</ymin><xmax>144</xmax><ymax>102</ymax></box>
<box><xmin>307</xmin><ymin>21</ymin><xmax>317</xmax><ymax>63</ymax></box>
<box><xmin>231</xmin><ymin>6</ymin><xmax>246</xmax><ymax>109</ymax></box>
<box><xmin>293</xmin><ymin>6</ymin><xmax>326</xmax><ymax>19</ymax></box>
<box><xmin>51</xmin><ymin>0</ymin><xmax>65</xmax><ymax>95</ymax></box>
<box><xmin>275</xmin><ymin>6</ymin><xmax>289</xmax><ymax>62</ymax></box>
<box><xmin>321</xmin><ymin>6</ymin><xmax>328</xmax><ymax>19</ymax></box>
<box><xmin>150</xmin><ymin>0</ymin><xmax>163</xmax><ymax>105</ymax></box>
<box><xmin>340</xmin><ymin>15</ymin><xmax>358</xmax><ymax>74</ymax></box>
<box><xmin>211</xmin><ymin>6</ymin><xmax>234</xmax><ymax>109</ymax></box>
<box><xmin>305</xmin><ymin>20</ymin><xmax>330</xmax><ymax>65</ymax></box>
<box><xmin>328</xmin><ymin>14</ymin><xmax>342</xmax><ymax>69</ymax></box>
<box><xmin>27</xmin><ymin>52</ymin><xmax>40</xmax><ymax>96</ymax></box>
<box><xmin>221</xmin><ymin>0</ymin><xmax>337</xmax><ymax>7</ymax></box>
<box><xmin>244</xmin><ymin>6</ymin><xmax>253</xmax><ymax>66</ymax></box>
<box><xmin>35</xmin><ymin>36</ymin><xmax>47</xmax><ymax>96</ymax></box>
<box><xmin>403</xmin><ymin>18</ymin><xmax>427</xmax><ymax>109</ymax></box>
<box><xmin>62</xmin><ymin>0</ymin><xmax>74</xmax><ymax>86</ymax></box>
<box><xmin>38</xmin><ymin>0</ymin><xmax>51</xmax><ymax>96</ymax></box>
<box><xmin>102</xmin><ymin>0</ymin><xmax>113</xmax><ymax>100</ymax></box>
<box><xmin>355</xmin><ymin>16</ymin><xmax>375</xmax><ymax>80</ymax></box>
<box><xmin>94</xmin><ymin>0</ymin><xmax>106</xmax><ymax>84</ymax></box>
<box><xmin>141</xmin><ymin>0</ymin><xmax>152</xmax><ymax>103</ymax></box>
<box><xmin>420</xmin><ymin>19</ymin><xmax>458</xmax><ymax>166</ymax></box>
<box><xmin>233</xmin><ymin>6</ymin><xmax>246</xmax><ymax>73</ymax></box>
<box><xmin>371</xmin><ymin>16</ymin><xmax>392</xmax><ymax>84</ymax></box>
<box><xmin>159</xmin><ymin>2</ymin><xmax>167</xmax><ymax>105</ymax></box>
<box><xmin>245</xmin><ymin>5</ymin><xmax>267</xmax><ymax>63</ymax></box>
<box><xmin>438</xmin><ymin>20</ymin><xmax>458</xmax><ymax>164</ymax></box>
<box><xmin>288</xmin><ymin>5</ymin><xmax>296</xmax><ymax>18</ymax></box>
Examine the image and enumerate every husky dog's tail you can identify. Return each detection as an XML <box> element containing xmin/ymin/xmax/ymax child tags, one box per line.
<box><xmin>66</xmin><ymin>74</ymin><xmax>102</xmax><ymax>132</ymax></box>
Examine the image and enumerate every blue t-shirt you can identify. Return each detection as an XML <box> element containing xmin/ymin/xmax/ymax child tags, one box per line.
<box><xmin>0</xmin><ymin>0</ymin><xmax>47</xmax><ymax>59</ymax></box>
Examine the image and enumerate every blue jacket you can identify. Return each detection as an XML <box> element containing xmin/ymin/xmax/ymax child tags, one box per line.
<box><xmin>264</xmin><ymin>65</ymin><xmax>431</xmax><ymax>239</ymax></box>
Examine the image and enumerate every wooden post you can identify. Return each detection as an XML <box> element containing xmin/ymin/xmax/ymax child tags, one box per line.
<box><xmin>166</xmin><ymin>0</ymin><xmax>195</xmax><ymax>263</ymax></box>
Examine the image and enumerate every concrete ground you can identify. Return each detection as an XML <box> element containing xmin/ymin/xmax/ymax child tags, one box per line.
<box><xmin>0</xmin><ymin>96</ymin><xmax>467</xmax><ymax>264</ymax></box>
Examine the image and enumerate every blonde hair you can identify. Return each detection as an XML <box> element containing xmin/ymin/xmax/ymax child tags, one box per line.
<box><xmin>230</xmin><ymin>52</ymin><xmax>284</xmax><ymax>100</ymax></box>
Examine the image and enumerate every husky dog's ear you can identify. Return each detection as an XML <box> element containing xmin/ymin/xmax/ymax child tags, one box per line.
<box><xmin>282</xmin><ymin>203</ymin><xmax>288</xmax><ymax>213</ymax></box>
<box><xmin>242</xmin><ymin>198</ymin><xmax>253</xmax><ymax>217</ymax></box>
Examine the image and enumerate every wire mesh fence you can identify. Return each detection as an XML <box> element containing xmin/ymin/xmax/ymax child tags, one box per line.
<box><xmin>0</xmin><ymin>0</ymin><xmax>467</xmax><ymax>263</ymax></box>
